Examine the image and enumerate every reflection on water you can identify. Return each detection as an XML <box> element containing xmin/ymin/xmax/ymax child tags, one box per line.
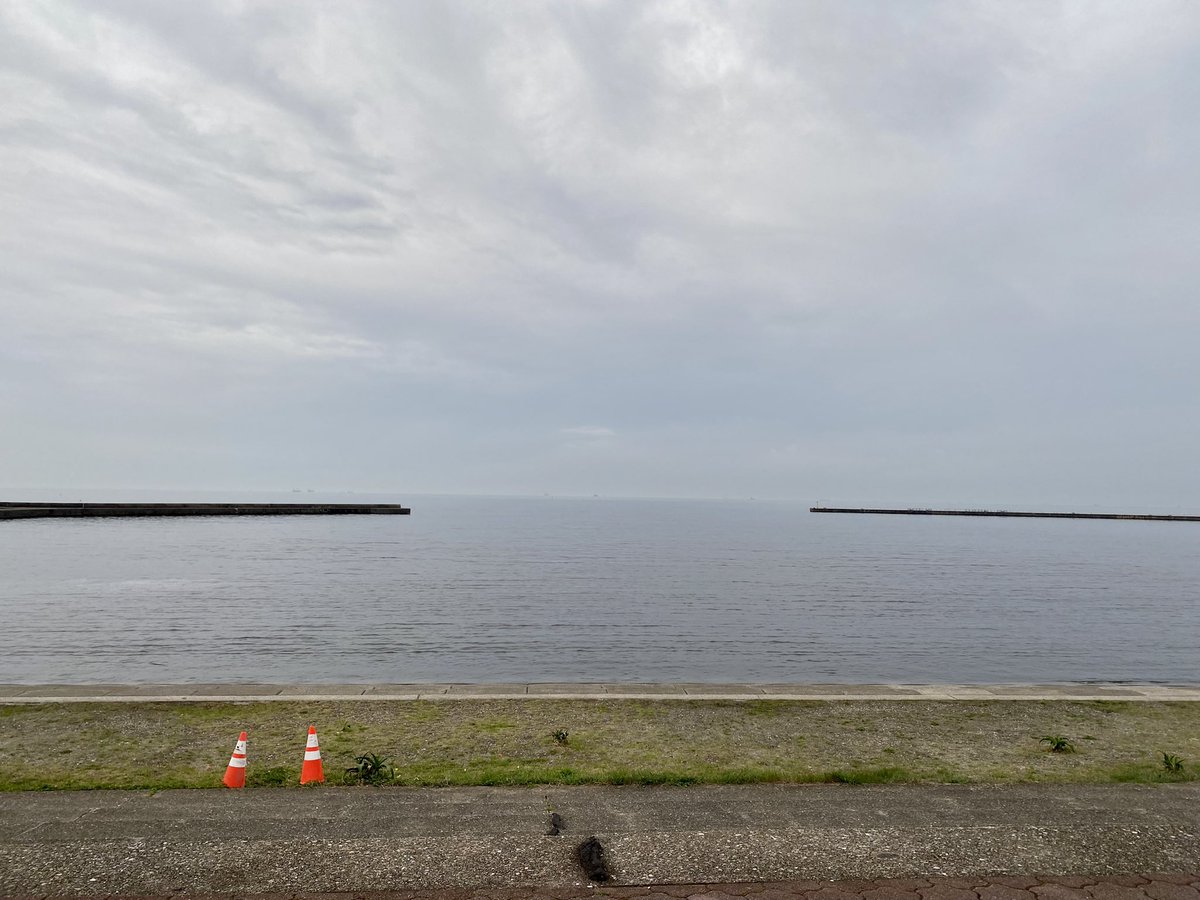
<box><xmin>2</xmin><ymin>494</ymin><xmax>1197</xmax><ymax>683</ymax></box>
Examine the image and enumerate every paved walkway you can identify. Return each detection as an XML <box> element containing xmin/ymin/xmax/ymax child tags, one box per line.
<box><xmin>7</xmin><ymin>876</ymin><xmax>1200</xmax><ymax>900</ymax></box>
<box><xmin>2</xmin><ymin>785</ymin><xmax>1198</xmax><ymax>896</ymax></box>
<box><xmin>2</xmin><ymin>683</ymin><xmax>1198</xmax><ymax>703</ymax></box>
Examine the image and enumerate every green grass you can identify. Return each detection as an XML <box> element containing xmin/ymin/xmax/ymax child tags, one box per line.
<box><xmin>1109</xmin><ymin>762</ymin><xmax>1193</xmax><ymax>784</ymax></box>
<box><xmin>0</xmin><ymin>698</ymin><xmax>1197</xmax><ymax>791</ymax></box>
<box><xmin>743</xmin><ymin>700</ymin><xmax>787</xmax><ymax>717</ymax></box>
<box><xmin>474</xmin><ymin>719</ymin><xmax>517</xmax><ymax>732</ymax></box>
<box><xmin>248</xmin><ymin>766</ymin><xmax>294</xmax><ymax>787</ymax></box>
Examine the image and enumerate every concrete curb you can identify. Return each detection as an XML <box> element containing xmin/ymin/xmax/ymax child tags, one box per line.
<box><xmin>2</xmin><ymin>683</ymin><xmax>1199</xmax><ymax>703</ymax></box>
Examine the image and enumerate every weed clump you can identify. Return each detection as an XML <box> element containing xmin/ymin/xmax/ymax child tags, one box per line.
<box><xmin>345</xmin><ymin>753</ymin><xmax>395</xmax><ymax>784</ymax></box>
<box><xmin>1040</xmin><ymin>735</ymin><xmax>1076</xmax><ymax>753</ymax></box>
<box><xmin>1162</xmin><ymin>752</ymin><xmax>1185</xmax><ymax>774</ymax></box>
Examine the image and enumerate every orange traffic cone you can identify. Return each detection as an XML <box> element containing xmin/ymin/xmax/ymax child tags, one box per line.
<box><xmin>300</xmin><ymin>725</ymin><xmax>324</xmax><ymax>784</ymax></box>
<box><xmin>223</xmin><ymin>731</ymin><xmax>248</xmax><ymax>788</ymax></box>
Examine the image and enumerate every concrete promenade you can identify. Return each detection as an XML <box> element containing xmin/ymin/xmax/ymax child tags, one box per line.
<box><xmin>1</xmin><ymin>785</ymin><xmax>1198</xmax><ymax>896</ymax></box>
<box><xmin>9</xmin><ymin>877</ymin><xmax>1197</xmax><ymax>900</ymax></box>
<box><xmin>2</xmin><ymin>683</ymin><xmax>1199</xmax><ymax>703</ymax></box>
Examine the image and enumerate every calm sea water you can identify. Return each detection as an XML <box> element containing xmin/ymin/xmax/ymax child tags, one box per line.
<box><xmin>1</xmin><ymin>494</ymin><xmax>1197</xmax><ymax>684</ymax></box>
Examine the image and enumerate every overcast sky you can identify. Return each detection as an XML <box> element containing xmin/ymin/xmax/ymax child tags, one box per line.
<box><xmin>2</xmin><ymin>1</ymin><xmax>1198</xmax><ymax>506</ymax></box>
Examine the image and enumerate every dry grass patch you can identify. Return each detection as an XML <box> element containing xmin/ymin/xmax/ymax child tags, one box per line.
<box><xmin>0</xmin><ymin>699</ymin><xmax>1196</xmax><ymax>791</ymax></box>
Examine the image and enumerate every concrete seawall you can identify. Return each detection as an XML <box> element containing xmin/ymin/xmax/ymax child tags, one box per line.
<box><xmin>0</xmin><ymin>502</ymin><xmax>411</xmax><ymax>520</ymax></box>
<box><xmin>2</xmin><ymin>682</ymin><xmax>1198</xmax><ymax>703</ymax></box>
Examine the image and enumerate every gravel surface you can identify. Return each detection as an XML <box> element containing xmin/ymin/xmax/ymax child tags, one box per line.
<box><xmin>1</xmin><ymin>784</ymin><xmax>1198</xmax><ymax>895</ymax></box>
<box><xmin>6</xmin><ymin>874</ymin><xmax>1200</xmax><ymax>900</ymax></box>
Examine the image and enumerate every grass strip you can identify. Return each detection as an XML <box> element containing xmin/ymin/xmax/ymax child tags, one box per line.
<box><xmin>0</xmin><ymin>699</ymin><xmax>1197</xmax><ymax>791</ymax></box>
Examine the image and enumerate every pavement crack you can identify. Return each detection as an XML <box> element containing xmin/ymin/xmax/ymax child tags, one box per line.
<box><xmin>13</xmin><ymin>791</ymin><xmax>140</xmax><ymax>840</ymax></box>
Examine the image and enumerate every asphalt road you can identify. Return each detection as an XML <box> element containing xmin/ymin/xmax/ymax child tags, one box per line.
<box><xmin>2</xmin><ymin>784</ymin><xmax>1198</xmax><ymax>896</ymax></box>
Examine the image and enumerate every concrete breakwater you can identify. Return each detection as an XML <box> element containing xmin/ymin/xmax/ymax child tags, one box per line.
<box><xmin>810</xmin><ymin>506</ymin><xmax>1200</xmax><ymax>522</ymax></box>
<box><xmin>0</xmin><ymin>501</ymin><xmax>411</xmax><ymax>520</ymax></box>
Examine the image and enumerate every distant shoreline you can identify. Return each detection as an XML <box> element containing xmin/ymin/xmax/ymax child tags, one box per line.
<box><xmin>810</xmin><ymin>506</ymin><xmax>1200</xmax><ymax>522</ymax></box>
<box><xmin>0</xmin><ymin>501</ymin><xmax>411</xmax><ymax>520</ymax></box>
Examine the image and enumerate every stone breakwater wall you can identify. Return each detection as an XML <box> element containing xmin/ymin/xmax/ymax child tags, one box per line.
<box><xmin>0</xmin><ymin>502</ymin><xmax>411</xmax><ymax>520</ymax></box>
<box><xmin>810</xmin><ymin>506</ymin><xmax>1200</xmax><ymax>522</ymax></box>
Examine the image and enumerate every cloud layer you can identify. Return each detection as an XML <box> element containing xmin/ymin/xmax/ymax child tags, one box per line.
<box><xmin>2</xmin><ymin>0</ymin><xmax>1198</xmax><ymax>504</ymax></box>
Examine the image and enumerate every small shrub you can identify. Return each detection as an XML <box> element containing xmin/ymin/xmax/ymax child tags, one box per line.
<box><xmin>1040</xmin><ymin>735</ymin><xmax>1076</xmax><ymax>754</ymax></box>
<box><xmin>345</xmin><ymin>752</ymin><xmax>394</xmax><ymax>784</ymax></box>
<box><xmin>552</xmin><ymin>729</ymin><xmax>569</xmax><ymax>745</ymax></box>
<box><xmin>1162</xmin><ymin>753</ymin><xmax>1184</xmax><ymax>774</ymax></box>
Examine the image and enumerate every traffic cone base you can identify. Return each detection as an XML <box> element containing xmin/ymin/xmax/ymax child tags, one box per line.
<box><xmin>300</xmin><ymin>725</ymin><xmax>324</xmax><ymax>784</ymax></box>
<box><xmin>223</xmin><ymin>731</ymin><xmax>247</xmax><ymax>789</ymax></box>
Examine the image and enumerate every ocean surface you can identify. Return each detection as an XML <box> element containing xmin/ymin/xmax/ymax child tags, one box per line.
<box><xmin>1</xmin><ymin>493</ymin><xmax>1197</xmax><ymax>684</ymax></box>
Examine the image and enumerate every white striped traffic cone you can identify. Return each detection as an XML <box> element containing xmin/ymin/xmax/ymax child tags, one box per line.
<box><xmin>300</xmin><ymin>725</ymin><xmax>324</xmax><ymax>784</ymax></box>
<box><xmin>223</xmin><ymin>731</ymin><xmax>247</xmax><ymax>788</ymax></box>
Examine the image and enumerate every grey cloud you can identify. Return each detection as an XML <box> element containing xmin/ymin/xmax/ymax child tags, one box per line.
<box><xmin>2</xmin><ymin>0</ymin><xmax>1198</xmax><ymax>503</ymax></box>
